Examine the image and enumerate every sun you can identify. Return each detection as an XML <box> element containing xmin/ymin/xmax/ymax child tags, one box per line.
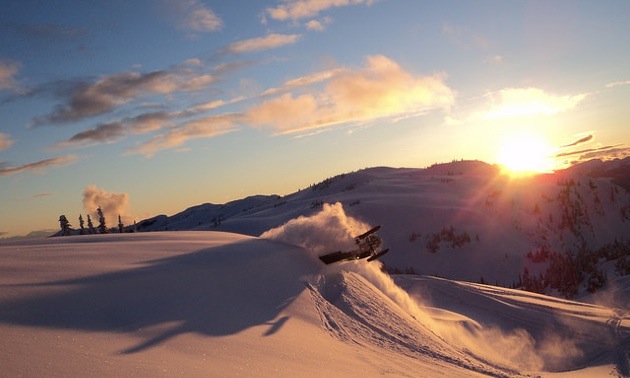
<box><xmin>497</xmin><ymin>134</ymin><xmax>555</xmax><ymax>176</ymax></box>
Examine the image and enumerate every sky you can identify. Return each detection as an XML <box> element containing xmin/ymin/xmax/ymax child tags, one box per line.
<box><xmin>1</xmin><ymin>0</ymin><xmax>629</xmax><ymax>237</ymax></box>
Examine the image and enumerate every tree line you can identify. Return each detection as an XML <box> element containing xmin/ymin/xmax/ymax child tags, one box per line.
<box><xmin>58</xmin><ymin>207</ymin><xmax>135</xmax><ymax>236</ymax></box>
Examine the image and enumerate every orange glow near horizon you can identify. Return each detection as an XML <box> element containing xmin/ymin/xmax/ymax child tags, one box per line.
<box><xmin>497</xmin><ymin>134</ymin><xmax>556</xmax><ymax>177</ymax></box>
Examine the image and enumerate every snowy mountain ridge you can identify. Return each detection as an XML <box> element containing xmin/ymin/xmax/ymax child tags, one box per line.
<box><xmin>133</xmin><ymin>158</ymin><xmax>630</xmax><ymax>297</ymax></box>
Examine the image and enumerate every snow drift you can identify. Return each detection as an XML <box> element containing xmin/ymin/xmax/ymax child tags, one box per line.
<box><xmin>1</xmin><ymin>225</ymin><xmax>628</xmax><ymax>376</ymax></box>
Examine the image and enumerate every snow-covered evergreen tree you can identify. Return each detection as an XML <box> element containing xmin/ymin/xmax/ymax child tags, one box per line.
<box><xmin>86</xmin><ymin>214</ymin><xmax>96</xmax><ymax>234</ymax></box>
<box><xmin>79</xmin><ymin>214</ymin><xmax>85</xmax><ymax>235</ymax></box>
<box><xmin>58</xmin><ymin>215</ymin><xmax>71</xmax><ymax>236</ymax></box>
<box><xmin>97</xmin><ymin>207</ymin><xmax>108</xmax><ymax>234</ymax></box>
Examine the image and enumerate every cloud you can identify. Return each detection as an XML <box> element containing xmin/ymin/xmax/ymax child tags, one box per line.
<box><xmin>0</xmin><ymin>133</ymin><xmax>14</xmax><ymax>151</ymax></box>
<box><xmin>183</xmin><ymin>96</ymin><xmax>245</xmax><ymax>115</ymax></box>
<box><xmin>82</xmin><ymin>185</ymin><xmax>131</xmax><ymax>224</ymax></box>
<box><xmin>2</xmin><ymin>23</ymin><xmax>87</xmax><ymax>41</ymax></box>
<box><xmin>561</xmin><ymin>134</ymin><xmax>593</xmax><ymax>148</ymax></box>
<box><xmin>265</xmin><ymin>0</ymin><xmax>375</xmax><ymax>22</ymax></box>
<box><xmin>54</xmin><ymin>93</ymin><xmax>247</xmax><ymax>151</ymax></box>
<box><xmin>247</xmin><ymin>93</ymin><xmax>320</xmax><ymax>133</ymax></box>
<box><xmin>0</xmin><ymin>60</ymin><xmax>21</xmax><ymax>91</ymax></box>
<box><xmin>30</xmin><ymin>192</ymin><xmax>54</xmax><ymax>199</ymax></box>
<box><xmin>222</xmin><ymin>34</ymin><xmax>302</xmax><ymax>55</ymax></box>
<box><xmin>0</xmin><ymin>154</ymin><xmax>77</xmax><ymax>177</ymax></box>
<box><xmin>128</xmin><ymin>114</ymin><xmax>239</xmax><ymax>157</ymax></box>
<box><xmin>53</xmin><ymin>112</ymin><xmax>175</xmax><ymax>149</ymax></box>
<box><xmin>305</xmin><ymin>17</ymin><xmax>332</xmax><ymax>31</ymax></box>
<box><xmin>605</xmin><ymin>80</ymin><xmax>630</xmax><ymax>88</ymax></box>
<box><xmin>484</xmin><ymin>55</ymin><xmax>504</xmax><ymax>64</ymax></box>
<box><xmin>57</xmin><ymin>122</ymin><xmax>126</xmax><ymax>147</ymax></box>
<box><xmin>32</xmin><ymin>69</ymin><xmax>215</xmax><ymax>126</ymax></box>
<box><xmin>262</xmin><ymin>69</ymin><xmax>341</xmax><ymax>95</ymax></box>
<box><xmin>484</xmin><ymin>87</ymin><xmax>587</xmax><ymax>119</ymax></box>
<box><xmin>247</xmin><ymin>55</ymin><xmax>455</xmax><ymax>134</ymax></box>
<box><xmin>160</xmin><ymin>0</ymin><xmax>222</xmax><ymax>32</ymax></box>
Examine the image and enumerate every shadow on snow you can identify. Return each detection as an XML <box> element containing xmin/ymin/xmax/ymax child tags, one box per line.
<box><xmin>0</xmin><ymin>238</ymin><xmax>318</xmax><ymax>354</ymax></box>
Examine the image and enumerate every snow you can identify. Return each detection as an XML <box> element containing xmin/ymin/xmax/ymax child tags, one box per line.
<box><xmin>1</xmin><ymin>214</ymin><xmax>628</xmax><ymax>376</ymax></box>
<box><xmin>2</xmin><ymin>159</ymin><xmax>628</xmax><ymax>376</ymax></box>
<box><xmin>132</xmin><ymin>160</ymin><xmax>630</xmax><ymax>289</ymax></box>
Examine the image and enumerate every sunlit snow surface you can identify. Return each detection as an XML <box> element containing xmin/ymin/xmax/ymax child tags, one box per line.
<box><xmin>1</xmin><ymin>229</ymin><xmax>628</xmax><ymax>377</ymax></box>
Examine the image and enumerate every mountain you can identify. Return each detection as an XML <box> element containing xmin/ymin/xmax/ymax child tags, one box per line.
<box><xmin>133</xmin><ymin>159</ymin><xmax>630</xmax><ymax>296</ymax></box>
<box><xmin>1</xmin><ymin>232</ymin><xmax>627</xmax><ymax>376</ymax></box>
<box><xmin>561</xmin><ymin>156</ymin><xmax>630</xmax><ymax>192</ymax></box>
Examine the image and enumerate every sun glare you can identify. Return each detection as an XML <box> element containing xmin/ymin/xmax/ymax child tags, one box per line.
<box><xmin>497</xmin><ymin>134</ymin><xmax>555</xmax><ymax>176</ymax></box>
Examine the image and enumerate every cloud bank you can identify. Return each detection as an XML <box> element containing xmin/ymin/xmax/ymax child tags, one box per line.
<box><xmin>82</xmin><ymin>185</ymin><xmax>131</xmax><ymax>224</ymax></box>
<box><xmin>247</xmin><ymin>55</ymin><xmax>455</xmax><ymax>134</ymax></box>
<box><xmin>33</xmin><ymin>69</ymin><xmax>214</xmax><ymax>126</ymax></box>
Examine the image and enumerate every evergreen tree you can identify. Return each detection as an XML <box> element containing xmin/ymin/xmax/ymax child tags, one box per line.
<box><xmin>79</xmin><ymin>214</ymin><xmax>85</xmax><ymax>235</ymax></box>
<box><xmin>86</xmin><ymin>214</ymin><xmax>96</xmax><ymax>234</ymax></box>
<box><xmin>97</xmin><ymin>207</ymin><xmax>108</xmax><ymax>234</ymax></box>
<box><xmin>58</xmin><ymin>215</ymin><xmax>72</xmax><ymax>236</ymax></box>
<box><xmin>118</xmin><ymin>215</ymin><xmax>124</xmax><ymax>233</ymax></box>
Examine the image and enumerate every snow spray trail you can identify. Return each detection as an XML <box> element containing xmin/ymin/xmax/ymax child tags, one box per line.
<box><xmin>261</xmin><ymin>203</ymin><xmax>426</xmax><ymax>320</ymax></box>
<box><xmin>261</xmin><ymin>202</ymin><xmax>576</xmax><ymax>372</ymax></box>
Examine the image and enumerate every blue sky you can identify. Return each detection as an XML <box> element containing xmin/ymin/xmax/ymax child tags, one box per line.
<box><xmin>1</xmin><ymin>0</ymin><xmax>629</xmax><ymax>237</ymax></box>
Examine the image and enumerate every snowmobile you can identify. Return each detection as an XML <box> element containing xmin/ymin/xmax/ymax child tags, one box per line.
<box><xmin>318</xmin><ymin>225</ymin><xmax>390</xmax><ymax>265</ymax></box>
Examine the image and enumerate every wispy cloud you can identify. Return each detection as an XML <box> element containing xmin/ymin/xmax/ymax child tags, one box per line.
<box><xmin>0</xmin><ymin>60</ymin><xmax>21</xmax><ymax>92</ymax></box>
<box><xmin>222</xmin><ymin>34</ymin><xmax>302</xmax><ymax>55</ymax></box>
<box><xmin>484</xmin><ymin>55</ymin><xmax>504</xmax><ymax>64</ymax></box>
<box><xmin>55</xmin><ymin>122</ymin><xmax>126</xmax><ymax>148</ymax></box>
<box><xmin>484</xmin><ymin>88</ymin><xmax>587</xmax><ymax>119</ymax></box>
<box><xmin>31</xmin><ymin>69</ymin><xmax>215</xmax><ymax>126</ymax></box>
<box><xmin>160</xmin><ymin>0</ymin><xmax>222</xmax><ymax>32</ymax></box>
<box><xmin>0</xmin><ymin>133</ymin><xmax>14</xmax><ymax>151</ymax></box>
<box><xmin>128</xmin><ymin>114</ymin><xmax>239</xmax><ymax>157</ymax></box>
<box><xmin>0</xmin><ymin>154</ymin><xmax>77</xmax><ymax>177</ymax></box>
<box><xmin>183</xmin><ymin>96</ymin><xmax>245</xmax><ymax>115</ymax></box>
<box><xmin>265</xmin><ymin>0</ymin><xmax>375</xmax><ymax>22</ymax></box>
<box><xmin>2</xmin><ymin>23</ymin><xmax>87</xmax><ymax>41</ymax></box>
<box><xmin>262</xmin><ymin>69</ymin><xmax>341</xmax><ymax>95</ymax></box>
<box><xmin>605</xmin><ymin>80</ymin><xmax>630</xmax><ymax>88</ymax></box>
<box><xmin>30</xmin><ymin>192</ymin><xmax>54</xmax><ymax>199</ymax></box>
<box><xmin>561</xmin><ymin>134</ymin><xmax>593</xmax><ymax>148</ymax></box>
<box><xmin>247</xmin><ymin>55</ymin><xmax>455</xmax><ymax>134</ymax></box>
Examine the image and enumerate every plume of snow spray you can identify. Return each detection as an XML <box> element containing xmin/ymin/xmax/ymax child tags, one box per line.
<box><xmin>261</xmin><ymin>202</ymin><xmax>432</xmax><ymax>320</ymax></box>
<box><xmin>261</xmin><ymin>202</ymin><xmax>369</xmax><ymax>257</ymax></box>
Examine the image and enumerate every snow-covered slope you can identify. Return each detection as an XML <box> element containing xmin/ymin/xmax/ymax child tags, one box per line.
<box><xmin>1</xmin><ymin>230</ymin><xmax>628</xmax><ymax>377</ymax></box>
<box><xmin>133</xmin><ymin>159</ymin><xmax>630</xmax><ymax>291</ymax></box>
